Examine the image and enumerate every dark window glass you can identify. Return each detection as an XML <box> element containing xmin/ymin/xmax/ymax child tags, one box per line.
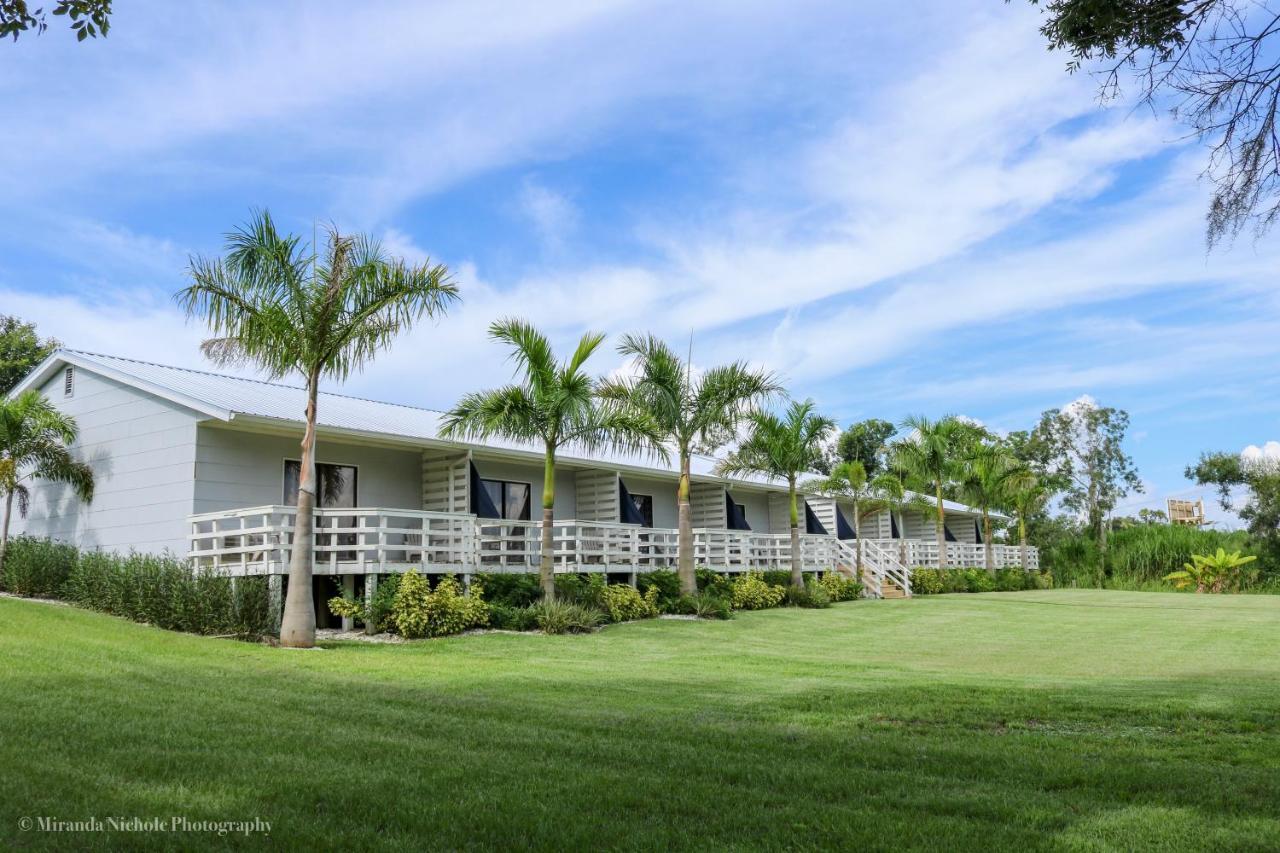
<box><xmin>481</xmin><ymin>479</ymin><xmax>533</xmax><ymax>521</ymax></box>
<box><xmin>630</xmin><ymin>493</ymin><xmax>654</xmax><ymax>528</ymax></box>
<box><xmin>284</xmin><ymin>460</ymin><xmax>358</xmax><ymax>560</ymax></box>
<box><xmin>735</xmin><ymin>503</ymin><xmax>748</xmax><ymax>526</ymax></box>
<box><xmin>283</xmin><ymin>461</ymin><xmax>357</xmax><ymax>508</ymax></box>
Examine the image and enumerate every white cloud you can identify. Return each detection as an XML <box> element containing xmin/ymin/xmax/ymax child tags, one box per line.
<box><xmin>518</xmin><ymin>179</ymin><xmax>578</xmax><ymax>249</ymax></box>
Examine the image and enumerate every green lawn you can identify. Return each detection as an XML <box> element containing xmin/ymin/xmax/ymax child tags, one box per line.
<box><xmin>1</xmin><ymin>590</ymin><xmax>1278</xmax><ymax>851</ymax></box>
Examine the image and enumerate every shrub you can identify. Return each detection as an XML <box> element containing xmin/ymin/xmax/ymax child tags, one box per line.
<box><xmin>696</xmin><ymin>568</ymin><xmax>733</xmax><ymax>598</ymax></box>
<box><xmin>668</xmin><ymin>594</ymin><xmax>698</xmax><ymax>615</ymax></box>
<box><xmin>636</xmin><ymin>570</ymin><xmax>681</xmax><ymax>610</ymax></box>
<box><xmin>963</xmin><ymin>569</ymin><xmax>996</xmax><ymax>593</ymax></box>
<box><xmin>942</xmin><ymin>570</ymin><xmax>969</xmax><ymax>593</ymax></box>
<box><xmin>1031</xmin><ymin>571</ymin><xmax>1054</xmax><ymax>590</ymax></box>
<box><xmin>1</xmin><ymin>536</ymin><xmax>78</xmax><ymax>596</ymax></box>
<box><xmin>786</xmin><ymin>579</ymin><xmax>831</xmax><ymax>609</ymax></box>
<box><xmin>488</xmin><ymin>602</ymin><xmax>539</xmax><ymax>631</ymax></box>
<box><xmin>390</xmin><ymin>572</ymin><xmax>488</xmax><ymax>639</ymax></box>
<box><xmin>760</xmin><ymin>570</ymin><xmax>792</xmax><ymax>589</ymax></box>
<box><xmin>692</xmin><ymin>592</ymin><xmax>734</xmax><ymax>620</ymax></box>
<box><xmin>531</xmin><ymin>600</ymin><xmax>604</xmax><ymax>634</ymax></box>
<box><xmin>816</xmin><ymin>572</ymin><xmax>862</xmax><ymax>602</ymax></box>
<box><xmin>328</xmin><ymin>574</ymin><xmax>401</xmax><ymax>633</ymax></box>
<box><xmin>61</xmin><ymin>549</ymin><xmax>271</xmax><ymax>637</ymax></box>
<box><xmin>476</xmin><ymin>573</ymin><xmax>542</xmax><ymax>608</ymax></box>
<box><xmin>731</xmin><ymin>572</ymin><xmax>787</xmax><ymax>610</ymax></box>
<box><xmin>600</xmin><ymin>583</ymin><xmax>659</xmax><ymax>623</ymax></box>
<box><xmin>911</xmin><ymin>568</ymin><xmax>944</xmax><ymax>595</ymax></box>
<box><xmin>554</xmin><ymin>573</ymin><xmax>607</xmax><ymax>608</ymax></box>
<box><xmin>995</xmin><ymin>568</ymin><xmax>1025</xmax><ymax>592</ymax></box>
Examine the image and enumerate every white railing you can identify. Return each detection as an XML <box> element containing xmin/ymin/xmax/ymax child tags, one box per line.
<box><xmin>862</xmin><ymin>539</ymin><xmax>1039</xmax><ymax>570</ymax></box>
<box><xmin>189</xmin><ymin>505</ymin><xmax>1034</xmax><ymax>579</ymax></box>
<box><xmin>189</xmin><ymin>506</ymin><xmax>476</xmax><ymax>575</ymax></box>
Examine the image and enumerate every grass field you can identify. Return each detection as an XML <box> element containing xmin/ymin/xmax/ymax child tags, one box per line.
<box><xmin>1</xmin><ymin>590</ymin><xmax>1278</xmax><ymax>851</ymax></box>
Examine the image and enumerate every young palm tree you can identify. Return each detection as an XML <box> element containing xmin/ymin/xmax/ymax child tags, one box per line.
<box><xmin>959</xmin><ymin>444</ymin><xmax>1034</xmax><ymax>570</ymax></box>
<box><xmin>804</xmin><ymin>460</ymin><xmax>902</xmax><ymax>577</ymax></box>
<box><xmin>890</xmin><ymin>415</ymin><xmax>971</xmax><ymax>570</ymax></box>
<box><xmin>440</xmin><ymin>320</ymin><xmax>664</xmax><ymax>601</ymax></box>
<box><xmin>177</xmin><ymin>210</ymin><xmax>457</xmax><ymax>648</ymax></box>
<box><xmin>716</xmin><ymin>400</ymin><xmax>835</xmax><ymax>589</ymax></box>
<box><xmin>598</xmin><ymin>334</ymin><xmax>779</xmax><ymax>595</ymax></box>
<box><xmin>1008</xmin><ymin>476</ymin><xmax>1049</xmax><ymax>570</ymax></box>
<box><xmin>0</xmin><ymin>391</ymin><xmax>95</xmax><ymax>570</ymax></box>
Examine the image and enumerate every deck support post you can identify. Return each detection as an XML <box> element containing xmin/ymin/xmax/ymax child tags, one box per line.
<box><xmin>364</xmin><ymin>574</ymin><xmax>378</xmax><ymax>635</ymax></box>
<box><xmin>341</xmin><ymin>575</ymin><xmax>356</xmax><ymax>632</ymax></box>
<box><xmin>268</xmin><ymin>574</ymin><xmax>283</xmax><ymax>633</ymax></box>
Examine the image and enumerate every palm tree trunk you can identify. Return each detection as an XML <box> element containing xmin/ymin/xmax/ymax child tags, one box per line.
<box><xmin>789</xmin><ymin>480</ymin><xmax>803</xmax><ymax>589</ymax></box>
<box><xmin>984</xmin><ymin>510</ymin><xmax>994</xmax><ymax>572</ymax></box>
<box><xmin>1019</xmin><ymin>519</ymin><xmax>1028</xmax><ymax>570</ymax></box>
<box><xmin>539</xmin><ymin>447</ymin><xmax>556</xmax><ymax>601</ymax></box>
<box><xmin>0</xmin><ymin>488</ymin><xmax>13</xmax><ymax>574</ymax></box>
<box><xmin>852</xmin><ymin>499</ymin><xmax>862</xmax><ymax>579</ymax></box>
<box><xmin>935</xmin><ymin>486</ymin><xmax>947</xmax><ymax>571</ymax></box>
<box><xmin>280</xmin><ymin>374</ymin><xmax>320</xmax><ymax>648</ymax></box>
<box><xmin>677</xmin><ymin>453</ymin><xmax>695</xmax><ymax>596</ymax></box>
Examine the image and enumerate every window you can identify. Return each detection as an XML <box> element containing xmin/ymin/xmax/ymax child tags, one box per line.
<box><xmin>283</xmin><ymin>460</ymin><xmax>357</xmax><ymax>507</ymax></box>
<box><xmin>480</xmin><ymin>479</ymin><xmax>531</xmax><ymax>520</ymax></box>
<box><xmin>629</xmin><ymin>493</ymin><xmax>654</xmax><ymax>528</ymax></box>
<box><xmin>63</xmin><ymin>366</ymin><xmax>74</xmax><ymax>397</ymax></box>
<box><xmin>283</xmin><ymin>460</ymin><xmax>358</xmax><ymax>561</ymax></box>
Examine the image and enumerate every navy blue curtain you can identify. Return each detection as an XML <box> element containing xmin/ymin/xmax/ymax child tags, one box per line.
<box><xmin>944</xmin><ymin>523</ymin><xmax>957</xmax><ymax>542</ymax></box>
<box><xmin>890</xmin><ymin>513</ymin><xmax>900</xmax><ymax>538</ymax></box>
<box><xmin>469</xmin><ymin>461</ymin><xmax>501</xmax><ymax>519</ymax></box>
<box><xmin>804</xmin><ymin>502</ymin><xmax>829</xmax><ymax>535</ymax></box>
<box><xmin>836</xmin><ymin>507</ymin><xmax>856</xmax><ymax>540</ymax></box>
<box><xmin>974</xmin><ymin>519</ymin><xmax>983</xmax><ymax>544</ymax></box>
<box><xmin>618</xmin><ymin>478</ymin><xmax>646</xmax><ymax>525</ymax></box>
<box><xmin>726</xmin><ymin>492</ymin><xmax>751</xmax><ymax>530</ymax></box>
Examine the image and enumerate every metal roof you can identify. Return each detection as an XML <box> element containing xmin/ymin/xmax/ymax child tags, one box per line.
<box><xmin>14</xmin><ymin>348</ymin><xmax>997</xmax><ymax>517</ymax></box>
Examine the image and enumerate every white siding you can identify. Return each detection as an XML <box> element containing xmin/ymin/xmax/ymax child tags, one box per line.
<box><xmin>690</xmin><ymin>482</ymin><xmax>726</xmax><ymax>528</ymax></box>
<box><xmin>575</xmin><ymin>469</ymin><xmax>619</xmax><ymax>521</ymax></box>
<box><xmin>14</xmin><ymin>369</ymin><xmax>200</xmax><ymax>554</ymax></box>
<box><xmin>733</xmin><ymin>489</ymin><xmax>769</xmax><ymax>532</ymax></box>
<box><xmin>947</xmin><ymin>513</ymin><xmax>979</xmax><ymax>544</ymax></box>
<box><xmin>806</xmin><ymin>495</ymin><xmax>836</xmax><ymax>535</ymax></box>
<box><xmin>422</xmin><ymin>451</ymin><xmax>468</xmax><ymax>513</ymax></box>
<box><xmin>768</xmin><ymin>493</ymin><xmax>791</xmax><ymax>534</ymax></box>
<box><xmin>193</xmin><ymin>425</ymin><xmax>422</xmax><ymax>513</ymax></box>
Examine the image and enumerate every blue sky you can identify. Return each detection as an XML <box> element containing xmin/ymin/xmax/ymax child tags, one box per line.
<box><xmin>4</xmin><ymin>0</ymin><xmax>1279</xmax><ymax>525</ymax></box>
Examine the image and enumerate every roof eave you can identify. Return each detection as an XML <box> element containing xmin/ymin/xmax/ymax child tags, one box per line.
<box><xmin>8</xmin><ymin>350</ymin><xmax>234</xmax><ymax>421</ymax></box>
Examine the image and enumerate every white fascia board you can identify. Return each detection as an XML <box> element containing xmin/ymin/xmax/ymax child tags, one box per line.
<box><xmin>8</xmin><ymin>350</ymin><xmax>234</xmax><ymax>420</ymax></box>
<box><xmin>225</xmin><ymin>413</ymin><xmax>791</xmax><ymax>497</ymax></box>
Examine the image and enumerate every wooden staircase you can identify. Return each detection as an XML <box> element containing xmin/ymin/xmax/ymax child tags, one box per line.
<box><xmin>879</xmin><ymin>580</ymin><xmax>908</xmax><ymax>599</ymax></box>
<box><xmin>832</xmin><ymin>539</ymin><xmax>912</xmax><ymax>599</ymax></box>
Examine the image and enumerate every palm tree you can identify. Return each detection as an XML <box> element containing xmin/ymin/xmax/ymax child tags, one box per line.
<box><xmin>0</xmin><ymin>391</ymin><xmax>95</xmax><ymax>570</ymax></box>
<box><xmin>803</xmin><ymin>460</ymin><xmax>902</xmax><ymax>578</ymax></box>
<box><xmin>959</xmin><ymin>444</ymin><xmax>1033</xmax><ymax>570</ymax></box>
<box><xmin>890</xmin><ymin>415</ymin><xmax>971</xmax><ymax>570</ymax></box>
<box><xmin>598</xmin><ymin>334</ymin><xmax>778</xmax><ymax>595</ymax></box>
<box><xmin>440</xmin><ymin>320</ymin><xmax>664</xmax><ymax>601</ymax></box>
<box><xmin>716</xmin><ymin>400</ymin><xmax>835</xmax><ymax>589</ymax></box>
<box><xmin>176</xmin><ymin>210</ymin><xmax>457</xmax><ymax>648</ymax></box>
<box><xmin>1008</xmin><ymin>476</ymin><xmax>1049</xmax><ymax>570</ymax></box>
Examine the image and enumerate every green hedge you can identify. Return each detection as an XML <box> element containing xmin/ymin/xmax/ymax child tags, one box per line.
<box><xmin>2</xmin><ymin>537</ymin><xmax>275</xmax><ymax>638</ymax></box>
<box><xmin>0</xmin><ymin>536</ymin><xmax>78</xmax><ymax>597</ymax></box>
<box><xmin>911</xmin><ymin>567</ymin><xmax>1051</xmax><ymax>595</ymax></box>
